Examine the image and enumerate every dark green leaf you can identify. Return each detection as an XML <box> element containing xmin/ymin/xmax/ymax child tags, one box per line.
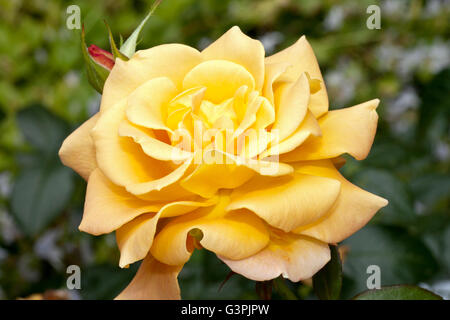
<box><xmin>313</xmin><ymin>244</ymin><xmax>342</xmax><ymax>300</ymax></box>
<box><xmin>80</xmin><ymin>264</ymin><xmax>138</xmax><ymax>300</ymax></box>
<box><xmin>353</xmin><ymin>285</ymin><xmax>442</xmax><ymax>300</ymax></box>
<box><xmin>11</xmin><ymin>162</ymin><xmax>74</xmax><ymax>236</ymax></box>
<box><xmin>81</xmin><ymin>26</ymin><xmax>110</xmax><ymax>93</ymax></box>
<box><xmin>342</xmin><ymin>225</ymin><xmax>438</xmax><ymax>298</ymax></box>
<box><xmin>16</xmin><ymin>104</ymin><xmax>69</xmax><ymax>155</ymax></box>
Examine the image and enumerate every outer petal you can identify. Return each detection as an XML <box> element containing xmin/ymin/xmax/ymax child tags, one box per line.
<box><xmin>293</xmin><ymin>160</ymin><xmax>389</xmax><ymax>243</ymax></box>
<box><xmin>101</xmin><ymin>44</ymin><xmax>203</xmax><ymax>112</ymax></box>
<box><xmin>116</xmin><ymin>198</ymin><xmax>219</xmax><ymax>268</ymax></box>
<box><xmin>59</xmin><ymin>113</ymin><xmax>99</xmax><ymax>180</ymax></box>
<box><xmin>150</xmin><ymin>195</ymin><xmax>270</xmax><ymax>266</ymax></box>
<box><xmin>227</xmin><ymin>173</ymin><xmax>341</xmax><ymax>232</ymax></box>
<box><xmin>115</xmin><ymin>255</ymin><xmax>182</xmax><ymax>300</ymax></box>
<box><xmin>281</xmin><ymin>99</ymin><xmax>380</xmax><ymax>162</ymax></box>
<box><xmin>219</xmin><ymin>230</ymin><xmax>330</xmax><ymax>282</ymax></box>
<box><xmin>265</xmin><ymin>36</ymin><xmax>328</xmax><ymax>118</ymax></box>
<box><xmin>79</xmin><ymin>169</ymin><xmax>162</xmax><ymax>235</ymax></box>
<box><xmin>92</xmin><ymin>99</ymin><xmax>169</xmax><ymax>186</ymax></box>
<box><xmin>202</xmin><ymin>26</ymin><xmax>265</xmax><ymax>91</ymax></box>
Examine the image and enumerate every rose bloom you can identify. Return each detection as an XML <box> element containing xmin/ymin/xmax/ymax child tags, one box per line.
<box><xmin>59</xmin><ymin>26</ymin><xmax>388</xmax><ymax>299</ymax></box>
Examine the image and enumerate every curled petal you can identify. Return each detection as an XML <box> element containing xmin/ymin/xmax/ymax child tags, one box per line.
<box><xmin>115</xmin><ymin>255</ymin><xmax>182</xmax><ymax>300</ymax></box>
<box><xmin>262</xmin><ymin>62</ymin><xmax>290</xmax><ymax>105</ymax></box>
<box><xmin>126</xmin><ymin>77</ymin><xmax>178</xmax><ymax>133</ymax></box>
<box><xmin>183</xmin><ymin>60</ymin><xmax>255</xmax><ymax>104</ymax></box>
<box><xmin>101</xmin><ymin>44</ymin><xmax>203</xmax><ymax>112</ymax></box>
<box><xmin>227</xmin><ymin>172</ymin><xmax>341</xmax><ymax>232</ymax></box>
<box><xmin>219</xmin><ymin>231</ymin><xmax>330</xmax><ymax>282</ymax></box>
<box><xmin>293</xmin><ymin>160</ymin><xmax>389</xmax><ymax>243</ymax></box>
<box><xmin>202</xmin><ymin>26</ymin><xmax>265</xmax><ymax>91</ymax></box>
<box><xmin>116</xmin><ymin>197</ymin><xmax>219</xmax><ymax>267</ymax></box>
<box><xmin>125</xmin><ymin>157</ymin><xmax>193</xmax><ymax>196</ymax></box>
<box><xmin>59</xmin><ymin>114</ymin><xmax>99</xmax><ymax>180</ymax></box>
<box><xmin>118</xmin><ymin>120</ymin><xmax>192</xmax><ymax>162</ymax></box>
<box><xmin>181</xmin><ymin>150</ymin><xmax>293</xmax><ymax>198</ymax></box>
<box><xmin>92</xmin><ymin>97</ymin><xmax>176</xmax><ymax>188</ymax></box>
<box><xmin>271</xmin><ymin>73</ymin><xmax>310</xmax><ymax>141</ymax></box>
<box><xmin>281</xmin><ymin>99</ymin><xmax>380</xmax><ymax>162</ymax></box>
<box><xmin>150</xmin><ymin>195</ymin><xmax>270</xmax><ymax>266</ymax></box>
<box><xmin>261</xmin><ymin>110</ymin><xmax>320</xmax><ymax>158</ymax></box>
<box><xmin>265</xmin><ymin>35</ymin><xmax>328</xmax><ymax>118</ymax></box>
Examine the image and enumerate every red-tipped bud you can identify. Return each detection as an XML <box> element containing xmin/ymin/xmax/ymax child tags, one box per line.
<box><xmin>88</xmin><ymin>45</ymin><xmax>115</xmax><ymax>70</ymax></box>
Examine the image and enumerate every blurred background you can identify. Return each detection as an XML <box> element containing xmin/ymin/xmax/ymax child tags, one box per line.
<box><xmin>0</xmin><ymin>0</ymin><xmax>449</xmax><ymax>300</ymax></box>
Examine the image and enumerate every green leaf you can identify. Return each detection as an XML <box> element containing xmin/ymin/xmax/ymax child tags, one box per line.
<box><xmin>16</xmin><ymin>104</ymin><xmax>69</xmax><ymax>155</ymax></box>
<box><xmin>11</xmin><ymin>161</ymin><xmax>74</xmax><ymax>236</ymax></box>
<box><xmin>81</xmin><ymin>26</ymin><xmax>110</xmax><ymax>93</ymax></box>
<box><xmin>313</xmin><ymin>244</ymin><xmax>342</xmax><ymax>300</ymax></box>
<box><xmin>119</xmin><ymin>0</ymin><xmax>162</xmax><ymax>58</ymax></box>
<box><xmin>342</xmin><ymin>225</ymin><xmax>439</xmax><ymax>298</ymax></box>
<box><xmin>80</xmin><ymin>264</ymin><xmax>138</xmax><ymax>300</ymax></box>
<box><xmin>353</xmin><ymin>285</ymin><xmax>442</xmax><ymax>300</ymax></box>
<box><xmin>104</xmin><ymin>21</ymin><xmax>129</xmax><ymax>61</ymax></box>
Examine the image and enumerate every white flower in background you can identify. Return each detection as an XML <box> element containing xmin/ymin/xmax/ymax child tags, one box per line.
<box><xmin>323</xmin><ymin>6</ymin><xmax>345</xmax><ymax>31</ymax></box>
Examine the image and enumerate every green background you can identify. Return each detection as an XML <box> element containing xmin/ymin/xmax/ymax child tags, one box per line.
<box><xmin>0</xmin><ymin>0</ymin><xmax>449</xmax><ymax>299</ymax></box>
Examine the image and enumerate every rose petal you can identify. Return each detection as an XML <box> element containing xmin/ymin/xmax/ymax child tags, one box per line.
<box><xmin>202</xmin><ymin>26</ymin><xmax>265</xmax><ymax>91</ymax></box>
<box><xmin>180</xmin><ymin>150</ymin><xmax>293</xmax><ymax>198</ymax></box>
<box><xmin>79</xmin><ymin>169</ymin><xmax>162</xmax><ymax>235</ymax></box>
<box><xmin>59</xmin><ymin>113</ymin><xmax>99</xmax><ymax>180</ymax></box>
<box><xmin>183</xmin><ymin>60</ymin><xmax>255</xmax><ymax>104</ymax></box>
<box><xmin>271</xmin><ymin>73</ymin><xmax>310</xmax><ymax>141</ymax></box>
<box><xmin>293</xmin><ymin>159</ymin><xmax>388</xmax><ymax>243</ymax></box>
<box><xmin>115</xmin><ymin>255</ymin><xmax>182</xmax><ymax>300</ymax></box>
<box><xmin>227</xmin><ymin>172</ymin><xmax>341</xmax><ymax>232</ymax></box>
<box><xmin>101</xmin><ymin>44</ymin><xmax>203</xmax><ymax>112</ymax></box>
<box><xmin>281</xmin><ymin>99</ymin><xmax>380</xmax><ymax>162</ymax></box>
<box><xmin>219</xmin><ymin>230</ymin><xmax>330</xmax><ymax>282</ymax></box>
<box><xmin>92</xmin><ymin>96</ymin><xmax>176</xmax><ymax>188</ymax></box>
<box><xmin>261</xmin><ymin>110</ymin><xmax>321</xmax><ymax>158</ymax></box>
<box><xmin>265</xmin><ymin>36</ymin><xmax>328</xmax><ymax>118</ymax></box>
<box><xmin>126</xmin><ymin>77</ymin><xmax>178</xmax><ymax>133</ymax></box>
<box><xmin>116</xmin><ymin>197</ymin><xmax>219</xmax><ymax>267</ymax></box>
<box><xmin>118</xmin><ymin>120</ymin><xmax>192</xmax><ymax>161</ymax></box>
<box><xmin>150</xmin><ymin>195</ymin><xmax>270</xmax><ymax>266</ymax></box>
<box><xmin>262</xmin><ymin>62</ymin><xmax>291</xmax><ymax>105</ymax></box>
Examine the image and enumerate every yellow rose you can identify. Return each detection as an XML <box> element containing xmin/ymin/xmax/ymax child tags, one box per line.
<box><xmin>59</xmin><ymin>26</ymin><xmax>388</xmax><ymax>299</ymax></box>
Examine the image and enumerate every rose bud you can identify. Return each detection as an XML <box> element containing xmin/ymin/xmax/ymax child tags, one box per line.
<box><xmin>88</xmin><ymin>44</ymin><xmax>115</xmax><ymax>71</ymax></box>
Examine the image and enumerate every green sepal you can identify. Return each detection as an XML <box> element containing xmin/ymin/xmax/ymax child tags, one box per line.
<box><xmin>81</xmin><ymin>25</ymin><xmax>110</xmax><ymax>94</ymax></box>
<box><xmin>104</xmin><ymin>21</ymin><xmax>129</xmax><ymax>61</ymax></box>
<box><xmin>312</xmin><ymin>244</ymin><xmax>343</xmax><ymax>300</ymax></box>
<box><xmin>120</xmin><ymin>0</ymin><xmax>162</xmax><ymax>58</ymax></box>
